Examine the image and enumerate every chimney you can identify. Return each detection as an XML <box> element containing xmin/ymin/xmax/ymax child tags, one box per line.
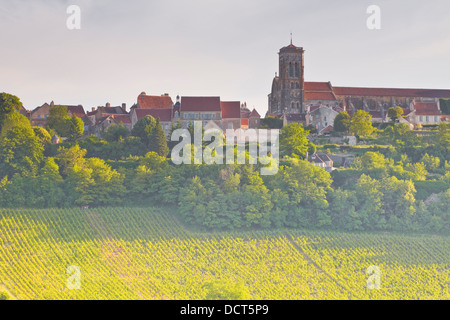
<box><xmin>106</xmin><ymin>102</ymin><xmax>111</xmax><ymax>108</ymax></box>
<box><xmin>91</xmin><ymin>107</ymin><xmax>95</xmax><ymax>112</ymax></box>
<box><xmin>122</xmin><ymin>103</ymin><xmax>127</xmax><ymax>113</ymax></box>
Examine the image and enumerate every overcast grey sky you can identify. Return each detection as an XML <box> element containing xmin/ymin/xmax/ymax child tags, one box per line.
<box><xmin>1</xmin><ymin>0</ymin><xmax>449</xmax><ymax>115</ymax></box>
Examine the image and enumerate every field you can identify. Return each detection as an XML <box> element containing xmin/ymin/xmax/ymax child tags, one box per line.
<box><xmin>0</xmin><ymin>207</ymin><xmax>448</xmax><ymax>300</ymax></box>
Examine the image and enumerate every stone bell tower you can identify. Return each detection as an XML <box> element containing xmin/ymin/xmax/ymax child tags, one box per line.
<box><xmin>268</xmin><ymin>36</ymin><xmax>305</xmax><ymax>114</ymax></box>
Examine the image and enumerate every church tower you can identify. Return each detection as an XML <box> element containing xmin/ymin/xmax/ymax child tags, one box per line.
<box><xmin>268</xmin><ymin>38</ymin><xmax>305</xmax><ymax>114</ymax></box>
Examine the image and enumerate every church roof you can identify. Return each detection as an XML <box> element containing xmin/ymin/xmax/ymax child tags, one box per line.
<box><xmin>333</xmin><ymin>86</ymin><xmax>450</xmax><ymax>98</ymax></box>
<box><xmin>305</xmin><ymin>92</ymin><xmax>336</xmax><ymax>101</ymax></box>
<box><xmin>304</xmin><ymin>82</ymin><xmax>332</xmax><ymax>91</ymax></box>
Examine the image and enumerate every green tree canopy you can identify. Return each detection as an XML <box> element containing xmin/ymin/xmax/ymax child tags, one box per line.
<box><xmin>388</xmin><ymin>106</ymin><xmax>404</xmax><ymax>122</ymax></box>
<box><xmin>0</xmin><ymin>93</ymin><xmax>22</xmax><ymax>132</ymax></box>
<box><xmin>103</xmin><ymin>122</ymin><xmax>129</xmax><ymax>142</ymax></box>
<box><xmin>334</xmin><ymin>111</ymin><xmax>351</xmax><ymax>133</ymax></box>
<box><xmin>131</xmin><ymin>115</ymin><xmax>156</xmax><ymax>146</ymax></box>
<box><xmin>350</xmin><ymin>110</ymin><xmax>375</xmax><ymax>137</ymax></box>
<box><xmin>0</xmin><ymin>123</ymin><xmax>44</xmax><ymax>177</ymax></box>
<box><xmin>260</xmin><ymin>116</ymin><xmax>283</xmax><ymax>129</ymax></box>
<box><xmin>279</xmin><ymin>123</ymin><xmax>312</xmax><ymax>158</ymax></box>
<box><xmin>149</xmin><ymin>118</ymin><xmax>169</xmax><ymax>157</ymax></box>
<box><xmin>67</xmin><ymin>116</ymin><xmax>84</xmax><ymax>142</ymax></box>
<box><xmin>46</xmin><ymin>105</ymin><xmax>70</xmax><ymax>137</ymax></box>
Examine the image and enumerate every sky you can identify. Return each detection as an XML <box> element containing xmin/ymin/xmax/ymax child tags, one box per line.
<box><xmin>1</xmin><ymin>0</ymin><xmax>450</xmax><ymax>116</ymax></box>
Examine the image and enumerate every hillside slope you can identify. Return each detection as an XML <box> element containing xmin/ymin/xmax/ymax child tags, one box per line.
<box><xmin>0</xmin><ymin>207</ymin><xmax>448</xmax><ymax>299</ymax></box>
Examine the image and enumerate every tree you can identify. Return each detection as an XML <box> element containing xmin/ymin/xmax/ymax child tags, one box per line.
<box><xmin>0</xmin><ymin>93</ymin><xmax>22</xmax><ymax>132</ymax></box>
<box><xmin>131</xmin><ymin>115</ymin><xmax>156</xmax><ymax>146</ymax></box>
<box><xmin>55</xmin><ymin>144</ymin><xmax>87</xmax><ymax>175</ymax></box>
<box><xmin>388</xmin><ymin>106</ymin><xmax>404</xmax><ymax>122</ymax></box>
<box><xmin>334</xmin><ymin>111</ymin><xmax>351</xmax><ymax>133</ymax></box>
<box><xmin>67</xmin><ymin>116</ymin><xmax>84</xmax><ymax>142</ymax></box>
<box><xmin>260</xmin><ymin>116</ymin><xmax>283</xmax><ymax>129</ymax></box>
<box><xmin>279</xmin><ymin>123</ymin><xmax>312</xmax><ymax>158</ymax></box>
<box><xmin>149</xmin><ymin>118</ymin><xmax>169</xmax><ymax>157</ymax></box>
<box><xmin>33</xmin><ymin>127</ymin><xmax>52</xmax><ymax>146</ymax></box>
<box><xmin>0</xmin><ymin>112</ymin><xmax>30</xmax><ymax>136</ymax></box>
<box><xmin>0</xmin><ymin>122</ymin><xmax>44</xmax><ymax>177</ymax></box>
<box><xmin>350</xmin><ymin>110</ymin><xmax>374</xmax><ymax>137</ymax></box>
<box><xmin>103</xmin><ymin>122</ymin><xmax>129</xmax><ymax>142</ymax></box>
<box><xmin>46</xmin><ymin>105</ymin><xmax>70</xmax><ymax>137</ymax></box>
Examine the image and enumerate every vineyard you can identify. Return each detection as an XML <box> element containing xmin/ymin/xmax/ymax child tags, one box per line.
<box><xmin>0</xmin><ymin>207</ymin><xmax>448</xmax><ymax>300</ymax></box>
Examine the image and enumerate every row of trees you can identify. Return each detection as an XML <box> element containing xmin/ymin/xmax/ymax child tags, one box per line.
<box><xmin>1</xmin><ymin>92</ymin><xmax>448</xmax><ymax>234</ymax></box>
<box><xmin>333</xmin><ymin>110</ymin><xmax>375</xmax><ymax>137</ymax></box>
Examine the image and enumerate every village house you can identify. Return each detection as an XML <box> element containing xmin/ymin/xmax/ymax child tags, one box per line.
<box><xmin>309</xmin><ymin>152</ymin><xmax>334</xmax><ymax>172</ymax></box>
<box><xmin>30</xmin><ymin>101</ymin><xmax>87</xmax><ymax>128</ymax></box>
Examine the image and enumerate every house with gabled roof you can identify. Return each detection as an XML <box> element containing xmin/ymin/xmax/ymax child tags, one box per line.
<box><xmin>309</xmin><ymin>152</ymin><xmax>334</xmax><ymax>172</ymax></box>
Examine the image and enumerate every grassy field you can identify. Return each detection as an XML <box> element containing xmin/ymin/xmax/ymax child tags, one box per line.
<box><xmin>0</xmin><ymin>207</ymin><xmax>448</xmax><ymax>300</ymax></box>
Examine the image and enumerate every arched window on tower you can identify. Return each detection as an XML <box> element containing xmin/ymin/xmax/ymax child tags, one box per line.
<box><xmin>291</xmin><ymin>82</ymin><xmax>294</xmax><ymax>89</ymax></box>
<box><xmin>289</xmin><ymin>62</ymin><xmax>294</xmax><ymax>77</ymax></box>
<box><xmin>291</xmin><ymin>102</ymin><xmax>295</xmax><ymax>109</ymax></box>
<box><xmin>295</xmin><ymin>62</ymin><xmax>300</xmax><ymax>77</ymax></box>
<box><xmin>296</xmin><ymin>82</ymin><xmax>299</xmax><ymax>89</ymax></box>
<box><xmin>297</xmin><ymin>102</ymin><xmax>300</xmax><ymax>109</ymax></box>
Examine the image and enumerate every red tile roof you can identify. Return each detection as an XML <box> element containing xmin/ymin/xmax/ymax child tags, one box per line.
<box><xmin>241</xmin><ymin>118</ymin><xmax>249</xmax><ymax>126</ymax></box>
<box><xmin>320</xmin><ymin>125</ymin><xmax>334</xmax><ymax>133</ymax></box>
<box><xmin>111</xmin><ymin>114</ymin><xmax>131</xmax><ymax>124</ymax></box>
<box><xmin>67</xmin><ymin>105</ymin><xmax>85</xmax><ymax>118</ymax></box>
<box><xmin>305</xmin><ymin>92</ymin><xmax>336</xmax><ymax>101</ymax></box>
<box><xmin>138</xmin><ymin>94</ymin><xmax>173</xmax><ymax>109</ymax></box>
<box><xmin>180</xmin><ymin>96</ymin><xmax>221</xmax><ymax>112</ymax></box>
<box><xmin>135</xmin><ymin>108</ymin><xmax>172</xmax><ymax>122</ymax></box>
<box><xmin>304</xmin><ymin>82</ymin><xmax>331</xmax><ymax>91</ymax></box>
<box><xmin>249</xmin><ymin>108</ymin><xmax>261</xmax><ymax>118</ymax></box>
<box><xmin>221</xmin><ymin>101</ymin><xmax>241</xmax><ymax>119</ymax></box>
<box><xmin>369</xmin><ymin>111</ymin><xmax>383</xmax><ymax>119</ymax></box>
<box><xmin>414</xmin><ymin>102</ymin><xmax>441</xmax><ymax>116</ymax></box>
<box><xmin>402</xmin><ymin>108</ymin><xmax>413</xmax><ymax>116</ymax></box>
<box><xmin>333</xmin><ymin>87</ymin><xmax>450</xmax><ymax>98</ymax></box>
<box><xmin>98</xmin><ymin>106</ymin><xmax>127</xmax><ymax>114</ymax></box>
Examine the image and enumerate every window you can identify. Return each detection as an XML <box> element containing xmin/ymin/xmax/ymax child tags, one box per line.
<box><xmin>324</xmin><ymin>116</ymin><xmax>327</xmax><ymax>122</ymax></box>
<box><xmin>165</xmin><ymin>124</ymin><xmax>169</xmax><ymax>130</ymax></box>
<box><xmin>295</xmin><ymin>62</ymin><xmax>300</xmax><ymax>77</ymax></box>
<box><xmin>426</xmin><ymin>116</ymin><xmax>429</xmax><ymax>122</ymax></box>
<box><xmin>297</xmin><ymin>102</ymin><xmax>300</xmax><ymax>109</ymax></box>
<box><xmin>184</xmin><ymin>113</ymin><xmax>187</xmax><ymax>119</ymax></box>
<box><xmin>228</xmin><ymin>123</ymin><xmax>233</xmax><ymax>129</ymax></box>
<box><xmin>289</xmin><ymin>62</ymin><xmax>294</xmax><ymax>77</ymax></box>
<box><xmin>435</xmin><ymin>116</ymin><xmax>439</xmax><ymax>122</ymax></box>
<box><xmin>175</xmin><ymin>111</ymin><xmax>179</xmax><ymax>118</ymax></box>
<box><xmin>296</xmin><ymin>82</ymin><xmax>299</xmax><ymax>89</ymax></box>
<box><xmin>212</xmin><ymin>114</ymin><xmax>215</xmax><ymax>119</ymax></box>
<box><xmin>195</xmin><ymin>114</ymin><xmax>198</xmax><ymax>119</ymax></box>
<box><xmin>291</xmin><ymin>82</ymin><xmax>294</xmax><ymax>89</ymax></box>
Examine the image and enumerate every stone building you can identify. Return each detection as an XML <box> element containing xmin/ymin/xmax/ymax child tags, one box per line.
<box><xmin>268</xmin><ymin>41</ymin><xmax>450</xmax><ymax>127</ymax></box>
<box><xmin>268</xmin><ymin>40</ymin><xmax>305</xmax><ymax>114</ymax></box>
